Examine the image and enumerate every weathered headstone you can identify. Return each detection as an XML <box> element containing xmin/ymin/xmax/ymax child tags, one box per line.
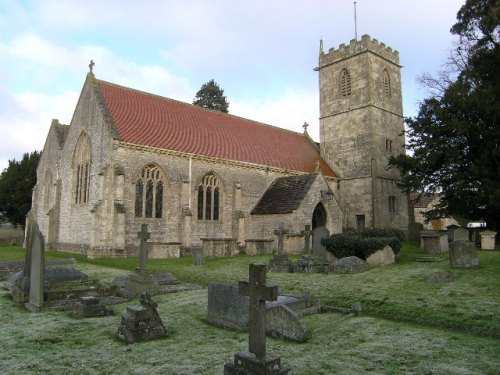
<box><xmin>191</xmin><ymin>245</ymin><xmax>205</xmax><ymax>265</ymax></box>
<box><xmin>70</xmin><ymin>296</ymin><xmax>112</xmax><ymax>318</ymax></box>
<box><xmin>269</xmin><ymin>225</ymin><xmax>292</xmax><ymax>272</ymax></box>
<box><xmin>224</xmin><ymin>263</ymin><xmax>290</xmax><ymax>374</ymax></box>
<box><xmin>312</xmin><ymin>227</ymin><xmax>330</xmax><ymax>259</ymax></box>
<box><xmin>207</xmin><ymin>282</ymin><xmax>309</xmax><ymax>342</ymax></box>
<box><xmin>449</xmin><ymin>240</ymin><xmax>479</xmax><ymax>268</ymax></box>
<box><xmin>480</xmin><ymin>230</ymin><xmax>497</xmax><ymax>250</ymax></box>
<box><xmin>124</xmin><ymin>224</ymin><xmax>159</xmax><ymax>296</ymax></box>
<box><xmin>116</xmin><ymin>292</ymin><xmax>169</xmax><ymax>344</ymax></box>
<box><xmin>329</xmin><ymin>256</ymin><xmax>368</xmax><ymax>274</ymax></box>
<box><xmin>420</xmin><ymin>231</ymin><xmax>449</xmax><ymax>253</ymax></box>
<box><xmin>24</xmin><ymin>223</ymin><xmax>45</xmax><ymax>312</ymax></box>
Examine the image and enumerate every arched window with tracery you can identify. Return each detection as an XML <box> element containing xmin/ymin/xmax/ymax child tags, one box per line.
<box><xmin>197</xmin><ymin>173</ymin><xmax>221</xmax><ymax>221</ymax></box>
<box><xmin>340</xmin><ymin>68</ymin><xmax>352</xmax><ymax>97</ymax></box>
<box><xmin>73</xmin><ymin>133</ymin><xmax>91</xmax><ymax>204</ymax></box>
<box><xmin>135</xmin><ymin>164</ymin><xmax>165</xmax><ymax>218</ymax></box>
<box><xmin>43</xmin><ymin>170</ymin><xmax>52</xmax><ymax>211</ymax></box>
<box><xmin>382</xmin><ymin>69</ymin><xmax>391</xmax><ymax>97</ymax></box>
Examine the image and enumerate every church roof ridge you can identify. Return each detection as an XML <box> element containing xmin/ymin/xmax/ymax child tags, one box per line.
<box><xmin>92</xmin><ymin>76</ymin><xmax>337</xmax><ymax>177</ymax></box>
<box><xmin>94</xmin><ymin>77</ymin><xmax>306</xmax><ymax>137</ymax></box>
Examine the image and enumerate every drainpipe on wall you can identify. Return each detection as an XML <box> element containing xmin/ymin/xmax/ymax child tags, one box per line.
<box><xmin>188</xmin><ymin>155</ymin><xmax>193</xmax><ymax>209</ymax></box>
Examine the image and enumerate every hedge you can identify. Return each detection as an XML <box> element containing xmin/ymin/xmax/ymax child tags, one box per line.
<box><xmin>321</xmin><ymin>228</ymin><xmax>404</xmax><ymax>260</ymax></box>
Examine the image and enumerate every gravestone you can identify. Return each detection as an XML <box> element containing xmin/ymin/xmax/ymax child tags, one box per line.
<box><xmin>312</xmin><ymin>227</ymin><xmax>330</xmax><ymax>259</ymax></box>
<box><xmin>301</xmin><ymin>225</ymin><xmax>312</xmax><ymax>255</ymax></box>
<box><xmin>449</xmin><ymin>240</ymin><xmax>479</xmax><ymax>268</ymax></box>
<box><xmin>70</xmin><ymin>296</ymin><xmax>112</xmax><ymax>318</ymax></box>
<box><xmin>207</xmin><ymin>282</ymin><xmax>309</xmax><ymax>342</ymax></box>
<box><xmin>25</xmin><ymin>223</ymin><xmax>45</xmax><ymax>312</ymax></box>
<box><xmin>451</xmin><ymin>227</ymin><xmax>469</xmax><ymax>242</ymax></box>
<box><xmin>124</xmin><ymin>224</ymin><xmax>159</xmax><ymax>297</ymax></box>
<box><xmin>191</xmin><ymin>245</ymin><xmax>205</xmax><ymax>265</ymax></box>
<box><xmin>420</xmin><ymin>231</ymin><xmax>449</xmax><ymax>253</ymax></box>
<box><xmin>224</xmin><ymin>263</ymin><xmax>290</xmax><ymax>374</ymax></box>
<box><xmin>116</xmin><ymin>292</ymin><xmax>169</xmax><ymax>344</ymax></box>
<box><xmin>268</xmin><ymin>225</ymin><xmax>292</xmax><ymax>272</ymax></box>
<box><xmin>480</xmin><ymin>230</ymin><xmax>497</xmax><ymax>250</ymax></box>
<box><xmin>329</xmin><ymin>256</ymin><xmax>368</xmax><ymax>274</ymax></box>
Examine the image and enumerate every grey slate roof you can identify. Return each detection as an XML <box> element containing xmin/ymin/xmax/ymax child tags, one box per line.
<box><xmin>251</xmin><ymin>174</ymin><xmax>317</xmax><ymax>215</ymax></box>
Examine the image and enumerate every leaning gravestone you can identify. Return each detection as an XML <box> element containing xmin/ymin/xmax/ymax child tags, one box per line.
<box><xmin>449</xmin><ymin>240</ymin><xmax>479</xmax><ymax>269</ymax></box>
<box><xmin>24</xmin><ymin>222</ymin><xmax>45</xmax><ymax>312</ymax></box>
<box><xmin>224</xmin><ymin>263</ymin><xmax>290</xmax><ymax>374</ymax></box>
<box><xmin>116</xmin><ymin>292</ymin><xmax>169</xmax><ymax>344</ymax></box>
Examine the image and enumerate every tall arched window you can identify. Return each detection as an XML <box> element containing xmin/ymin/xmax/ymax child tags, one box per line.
<box><xmin>340</xmin><ymin>68</ymin><xmax>352</xmax><ymax>97</ymax></box>
<box><xmin>382</xmin><ymin>69</ymin><xmax>391</xmax><ymax>97</ymax></box>
<box><xmin>197</xmin><ymin>173</ymin><xmax>221</xmax><ymax>221</ymax></box>
<box><xmin>43</xmin><ymin>170</ymin><xmax>52</xmax><ymax>211</ymax></box>
<box><xmin>135</xmin><ymin>164</ymin><xmax>165</xmax><ymax>218</ymax></box>
<box><xmin>73</xmin><ymin>133</ymin><xmax>91</xmax><ymax>204</ymax></box>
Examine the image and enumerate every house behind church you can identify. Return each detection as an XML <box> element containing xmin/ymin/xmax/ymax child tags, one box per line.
<box><xmin>31</xmin><ymin>35</ymin><xmax>408</xmax><ymax>258</ymax></box>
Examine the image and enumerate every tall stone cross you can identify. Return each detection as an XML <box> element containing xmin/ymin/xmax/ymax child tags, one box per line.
<box><xmin>239</xmin><ymin>263</ymin><xmax>278</xmax><ymax>360</ymax></box>
<box><xmin>302</xmin><ymin>224</ymin><xmax>312</xmax><ymax>255</ymax></box>
<box><xmin>273</xmin><ymin>225</ymin><xmax>289</xmax><ymax>256</ymax></box>
<box><xmin>137</xmin><ymin>224</ymin><xmax>150</xmax><ymax>274</ymax></box>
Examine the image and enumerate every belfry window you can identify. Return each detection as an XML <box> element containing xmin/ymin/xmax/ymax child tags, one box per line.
<box><xmin>135</xmin><ymin>164</ymin><xmax>165</xmax><ymax>218</ymax></box>
<box><xmin>388</xmin><ymin>196</ymin><xmax>397</xmax><ymax>213</ymax></box>
<box><xmin>73</xmin><ymin>133</ymin><xmax>91</xmax><ymax>204</ymax></box>
<box><xmin>197</xmin><ymin>173</ymin><xmax>221</xmax><ymax>221</ymax></box>
<box><xmin>340</xmin><ymin>68</ymin><xmax>352</xmax><ymax>97</ymax></box>
<box><xmin>382</xmin><ymin>69</ymin><xmax>391</xmax><ymax>97</ymax></box>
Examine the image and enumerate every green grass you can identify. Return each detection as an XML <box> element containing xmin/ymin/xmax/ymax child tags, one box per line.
<box><xmin>1</xmin><ymin>243</ymin><xmax>499</xmax><ymax>374</ymax></box>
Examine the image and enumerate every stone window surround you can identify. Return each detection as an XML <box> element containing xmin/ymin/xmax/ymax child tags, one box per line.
<box><xmin>134</xmin><ymin>163</ymin><xmax>166</xmax><ymax>219</ymax></box>
<box><xmin>72</xmin><ymin>133</ymin><xmax>91</xmax><ymax>205</ymax></box>
<box><xmin>340</xmin><ymin>68</ymin><xmax>352</xmax><ymax>97</ymax></box>
<box><xmin>197</xmin><ymin>173</ymin><xmax>222</xmax><ymax>221</ymax></box>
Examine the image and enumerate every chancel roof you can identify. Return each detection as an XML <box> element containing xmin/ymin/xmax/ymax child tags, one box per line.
<box><xmin>251</xmin><ymin>174</ymin><xmax>317</xmax><ymax>215</ymax></box>
<box><xmin>93</xmin><ymin>76</ymin><xmax>336</xmax><ymax>177</ymax></box>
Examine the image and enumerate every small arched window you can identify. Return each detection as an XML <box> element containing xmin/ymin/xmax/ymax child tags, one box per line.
<box><xmin>197</xmin><ymin>173</ymin><xmax>222</xmax><ymax>221</ymax></box>
<box><xmin>382</xmin><ymin>69</ymin><xmax>391</xmax><ymax>97</ymax></box>
<box><xmin>340</xmin><ymin>68</ymin><xmax>352</xmax><ymax>97</ymax></box>
<box><xmin>73</xmin><ymin>133</ymin><xmax>91</xmax><ymax>204</ymax></box>
<box><xmin>135</xmin><ymin>164</ymin><xmax>165</xmax><ymax>218</ymax></box>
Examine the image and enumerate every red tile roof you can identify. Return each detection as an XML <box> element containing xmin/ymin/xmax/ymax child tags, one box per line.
<box><xmin>409</xmin><ymin>193</ymin><xmax>437</xmax><ymax>208</ymax></box>
<box><xmin>95</xmin><ymin>78</ymin><xmax>336</xmax><ymax>177</ymax></box>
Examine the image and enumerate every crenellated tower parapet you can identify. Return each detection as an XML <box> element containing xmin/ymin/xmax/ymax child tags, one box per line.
<box><xmin>319</xmin><ymin>34</ymin><xmax>400</xmax><ymax>69</ymax></box>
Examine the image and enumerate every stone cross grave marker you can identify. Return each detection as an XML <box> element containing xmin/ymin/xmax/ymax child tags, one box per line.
<box><xmin>273</xmin><ymin>225</ymin><xmax>288</xmax><ymax>256</ymax></box>
<box><xmin>301</xmin><ymin>224</ymin><xmax>312</xmax><ymax>255</ymax></box>
<box><xmin>137</xmin><ymin>224</ymin><xmax>150</xmax><ymax>274</ymax></box>
<box><xmin>239</xmin><ymin>263</ymin><xmax>278</xmax><ymax>359</ymax></box>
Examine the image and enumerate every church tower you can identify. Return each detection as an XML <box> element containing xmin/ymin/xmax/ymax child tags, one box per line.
<box><xmin>316</xmin><ymin>35</ymin><xmax>408</xmax><ymax>231</ymax></box>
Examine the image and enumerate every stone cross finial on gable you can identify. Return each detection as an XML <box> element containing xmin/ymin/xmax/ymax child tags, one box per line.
<box><xmin>239</xmin><ymin>263</ymin><xmax>278</xmax><ymax>360</ymax></box>
<box><xmin>89</xmin><ymin>60</ymin><xmax>95</xmax><ymax>74</ymax></box>
<box><xmin>302</xmin><ymin>121</ymin><xmax>309</xmax><ymax>133</ymax></box>
<box><xmin>137</xmin><ymin>224</ymin><xmax>151</xmax><ymax>273</ymax></box>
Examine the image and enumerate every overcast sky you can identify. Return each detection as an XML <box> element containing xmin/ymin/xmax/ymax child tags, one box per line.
<box><xmin>0</xmin><ymin>0</ymin><xmax>465</xmax><ymax>172</ymax></box>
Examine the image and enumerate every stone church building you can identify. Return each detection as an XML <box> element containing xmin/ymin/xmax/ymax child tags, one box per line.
<box><xmin>31</xmin><ymin>35</ymin><xmax>408</xmax><ymax>258</ymax></box>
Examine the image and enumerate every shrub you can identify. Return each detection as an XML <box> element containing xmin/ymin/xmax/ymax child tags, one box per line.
<box><xmin>321</xmin><ymin>228</ymin><xmax>404</xmax><ymax>259</ymax></box>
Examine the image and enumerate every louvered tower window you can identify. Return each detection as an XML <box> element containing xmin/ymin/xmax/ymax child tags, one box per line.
<box><xmin>340</xmin><ymin>68</ymin><xmax>352</xmax><ymax>97</ymax></box>
<box><xmin>382</xmin><ymin>69</ymin><xmax>391</xmax><ymax>97</ymax></box>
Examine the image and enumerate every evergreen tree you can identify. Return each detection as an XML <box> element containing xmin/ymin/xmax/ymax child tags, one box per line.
<box><xmin>389</xmin><ymin>0</ymin><xmax>500</xmax><ymax>229</ymax></box>
<box><xmin>193</xmin><ymin>79</ymin><xmax>229</xmax><ymax>113</ymax></box>
<box><xmin>0</xmin><ymin>151</ymin><xmax>41</xmax><ymax>228</ymax></box>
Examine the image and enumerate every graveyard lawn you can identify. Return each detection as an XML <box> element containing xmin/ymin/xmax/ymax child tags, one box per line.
<box><xmin>0</xmin><ymin>243</ymin><xmax>499</xmax><ymax>374</ymax></box>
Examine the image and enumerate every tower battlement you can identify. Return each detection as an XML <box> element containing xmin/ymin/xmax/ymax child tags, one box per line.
<box><xmin>319</xmin><ymin>34</ymin><xmax>400</xmax><ymax>67</ymax></box>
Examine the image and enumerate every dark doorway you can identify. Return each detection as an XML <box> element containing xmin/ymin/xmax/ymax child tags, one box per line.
<box><xmin>312</xmin><ymin>203</ymin><xmax>327</xmax><ymax>229</ymax></box>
